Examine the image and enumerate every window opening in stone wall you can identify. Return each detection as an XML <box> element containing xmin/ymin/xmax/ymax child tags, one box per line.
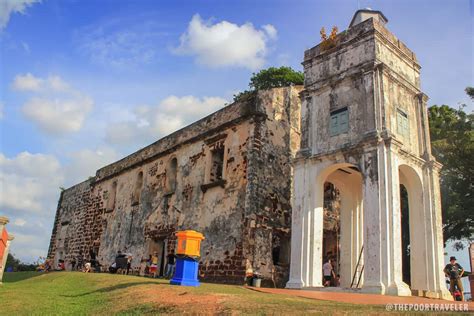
<box><xmin>209</xmin><ymin>143</ymin><xmax>225</xmax><ymax>182</ymax></box>
<box><xmin>397</xmin><ymin>108</ymin><xmax>409</xmax><ymax>139</ymax></box>
<box><xmin>166</xmin><ymin>158</ymin><xmax>178</xmax><ymax>193</ymax></box>
<box><xmin>106</xmin><ymin>181</ymin><xmax>117</xmax><ymax>212</ymax></box>
<box><xmin>272</xmin><ymin>234</ymin><xmax>290</xmax><ymax>266</ymax></box>
<box><xmin>329</xmin><ymin>107</ymin><xmax>349</xmax><ymax>136</ymax></box>
<box><xmin>131</xmin><ymin>171</ymin><xmax>143</xmax><ymax>206</ymax></box>
<box><xmin>163</xmin><ymin>195</ymin><xmax>169</xmax><ymax>212</ymax></box>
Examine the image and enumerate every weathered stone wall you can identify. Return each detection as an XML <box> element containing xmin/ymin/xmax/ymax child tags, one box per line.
<box><xmin>48</xmin><ymin>87</ymin><xmax>302</xmax><ymax>286</ymax></box>
<box><xmin>302</xmin><ymin>19</ymin><xmax>379</xmax><ymax>156</ymax></box>
<box><xmin>243</xmin><ymin>86</ymin><xmax>302</xmax><ymax>287</ymax></box>
<box><xmin>94</xmin><ymin>119</ymin><xmax>253</xmax><ymax>283</ymax></box>
<box><xmin>301</xmin><ymin>18</ymin><xmax>425</xmax><ymax>158</ymax></box>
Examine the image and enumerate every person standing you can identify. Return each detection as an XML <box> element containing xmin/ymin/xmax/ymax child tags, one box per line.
<box><xmin>144</xmin><ymin>255</ymin><xmax>152</xmax><ymax>276</ymax></box>
<box><xmin>165</xmin><ymin>252</ymin><xmax>176</xmax><ymax>279</ymax></box>
<box><xmin>322</xmin><ymin>259</ymin><xmax>335</xmax><ymax>287</ymax></box>
<box><xmin>125</xmin><ymin>253</ymin><xmax>133</xmax><ymax>275</ymax></box>
<box><xmin>70</xmin><ymin>257</ymin><xmax>76</xmax><ymax>271</ymax></box>
<box><xmin>77</xmin><ymin>251</ymin><xmax>84</xmax><ymax>271</ymax></box>
<box><xmin>150</xmin><ymin>252</ymin><xmax>159</xmax><ymax>278</ymax></box>
<box><xmin>444</xmin><ymin>256</ymin><xmax>465</xmax><ymax>301</ymax></box>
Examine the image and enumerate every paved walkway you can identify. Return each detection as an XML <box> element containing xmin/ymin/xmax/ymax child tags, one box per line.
<box><xmin>250</xmin><ymin>287</ymin><xmax>474</xmax><ymax>311</ymax></box>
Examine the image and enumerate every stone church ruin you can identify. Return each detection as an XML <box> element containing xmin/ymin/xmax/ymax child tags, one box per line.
<box><xmin>48</xmin><ymin>86</ymin><xmax>302</xmax><ymax>287</ymax></box>
<box><xmin>48</xmin><ymin>10</ymin><xmax>450</xmax><ymax>298</ymax></box>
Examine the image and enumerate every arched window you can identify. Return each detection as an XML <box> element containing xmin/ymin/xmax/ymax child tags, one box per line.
<box><xmin>131</xmin><ymin>171</ymin><xmax>143</xmax><ymax>206</ymax></box>
<box><xmin>166</xmin><ymin>158</ymin><xmax>178</xmax><ymax>193</ymax></box>
<box><xmin>106</xmin><ymin>181</ymin><xmax>117</xmax><ymax>212</ymax></box>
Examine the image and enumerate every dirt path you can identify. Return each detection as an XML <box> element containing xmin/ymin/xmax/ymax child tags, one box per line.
<box><xmin>113</xmin><ymin>283</ymin><xmax>227</xmax><ymax>314</ymax></box>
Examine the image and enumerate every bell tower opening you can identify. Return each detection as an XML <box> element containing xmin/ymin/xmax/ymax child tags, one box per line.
<box><xmin>323</xmin><ymin>182</ymin><xmax>341</xmax><ymax>284</ymax></box>
<box><xmin>400</xmin><ymin>184</ymin><xmax>411</xmax><ymax>286</ymax></box>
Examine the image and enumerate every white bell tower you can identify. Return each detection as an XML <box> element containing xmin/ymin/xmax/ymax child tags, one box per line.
<box><xmin>287</xmin><ymin>10</ymin><xmax>451</xmax><ymax>299</ymax></box>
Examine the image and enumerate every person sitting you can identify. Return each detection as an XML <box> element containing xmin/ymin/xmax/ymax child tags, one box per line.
<box><xmin>109</xmin><ymin>262</ymin><xmax>118</xmax><ymax>274</ymax></box>
<box><xmin>84</xmin><ymin>262</ymin><xmax>91</xmax><ymax>273</ymax></box>
<box><xmin>57</xmin><ymin>259</ymin><xmax>66</xmax><ymax>271</ymax></box>
<box><xmin>115</xmin><ymin>253</ymin><xmax>129</xmax><ymax>274</ymax></box>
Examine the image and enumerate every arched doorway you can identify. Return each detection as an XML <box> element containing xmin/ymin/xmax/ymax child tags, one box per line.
<box><xmin>398</xmin><ymin>164</ymin><xmax>426</xmax><ymax>291</ymax></box>
<box><xmin>400</xmin><ymin>184</ymin><xmax>410</xmax><ymax>286</ymax></box>
<box><xmin>319</xmin><ymin>163</ymin><xmax>363</xmax><ymax>288</ymax></box>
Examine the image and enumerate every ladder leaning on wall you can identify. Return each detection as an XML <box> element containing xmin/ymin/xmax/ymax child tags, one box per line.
<box><xmin>350</xmin><ymin>245</ymin><xmax>364</xmax><ymax>288</ymax></box>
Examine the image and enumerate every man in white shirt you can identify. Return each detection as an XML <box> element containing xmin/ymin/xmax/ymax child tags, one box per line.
<box><xmin>323</xmin><ymin>259</ymin><xmax>334</xmax><ymax>286</ymax></box>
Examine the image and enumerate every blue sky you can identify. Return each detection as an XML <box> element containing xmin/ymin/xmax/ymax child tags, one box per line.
<box><xmin>0</xmin><ymin>0</ymin><xmax>472</xmax><ymax>264</ymax></box>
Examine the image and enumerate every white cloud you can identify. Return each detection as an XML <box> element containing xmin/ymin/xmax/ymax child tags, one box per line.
<box><xmin>8</xmin><ymin>230</ymin><xmax>50</xmax><ymax>263</ymax></box>
<box><xmin>13</xmin><ymin>218</ymin><xmax>27</xmax><ymax>227</ymax></box>
<box><xmin>0</xmin><ymin>147</ymin><xmax>119</xmax><ymax>263</ymax></box>
<box><xmin>63</xmin><ymin>147</ymin><xmax>119</xmax><ymax>186</ymax></box>
<box><xmin>106</xmin><ymin>95</ymin><xmax>227</xmax><ymax>146</ymax></box>
<box><xmin>0</xmin><ymin>0</ymin><xmax>40</xmax><ymax>30</ymax></box>
<box><xmin>262</xmin><ymin>24</ymin><xmax>277</xmax><ymax>40</ymax></box>
<box><xmin>0</xmin><ymin>152</ymin><xmax>63</xmax><ymax>214</ymax></box>
<box><xmin>12</xmin><ymin>73</ymin><xmax>94</xmax><ymax>134</ymax></box>
<box><xmin>0</xmin><ymin>101</ymin><xmax>4</xmax><ymax>119</ymax></box>
<box><xmin>12</xmin><ymin>73</ymin><xmax>43</xmax><ymax>91</ymax></box>
<box><xmin>22</xmin><ymin>95</ymin><xmax>93</xmax><ymax>134</ymax></box>
<box><xmin>47</xmin><ymin>75</ymin><xmax>70</xmax><ymax>92</ymax></box>
<box><xmin>12</xmin><ymin>73</ymin><xmax>72</xmax><ymax>92</ymax></box>
<box><xmin>174</xmin><ymin>14</ymin><xmax>277</xmax><ymax>70</ymax></box>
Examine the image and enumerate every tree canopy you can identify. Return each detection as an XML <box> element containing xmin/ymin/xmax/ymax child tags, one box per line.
<box><xmin>233</xmin><ymin>66</ymin><xmax>304</xmax><ymax>102</ymax></box>
<box><xmin>428</xmin><ymin>89</ymin><xmax>474</xmax><ymax>244</ymax></box>
<box><xmin>5</xmin><ymin>253</ymin><xmax>38</xmax><ymax>271</ymax></box>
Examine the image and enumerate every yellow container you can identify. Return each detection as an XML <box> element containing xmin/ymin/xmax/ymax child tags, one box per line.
<box><xmin>176</xmin><ymin>230</ymin><xmax>205</xmax><ymax>257</ymax></box>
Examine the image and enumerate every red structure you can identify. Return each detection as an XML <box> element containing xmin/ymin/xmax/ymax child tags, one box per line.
<box><xmin>0</xmin><ymin>228</ymin><xmax>8</xmax><ymax>262</ymax></box>
<box><xmin>469</xmin><ymin>244</ymin><xmax>474</xmax><ymax>298</ymax></box>
<box><xmin>1</xmin><ymin>216</ymin><xmax>14</xmax><ymax>284</ymax></box>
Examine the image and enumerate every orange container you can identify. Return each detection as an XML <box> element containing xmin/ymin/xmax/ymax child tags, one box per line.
<box><xmin>176</xmin><ymin>230</ymin><xmax>205</xmax><ymax>257</ymax></box>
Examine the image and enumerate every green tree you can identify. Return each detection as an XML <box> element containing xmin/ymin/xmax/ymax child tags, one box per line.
<box><xmin>428</xmin><ymin>92</ymin><xmax>474</xmax><ymax>244</ymax></box>
<box><xmin>5</xmin><ymin>253</ymin><xmax>38</xmax><ymax>271</ymax></box>
<box><xmin>465</xmin><ymin>87</ymin><xmax>474</xmax><ymax>100</ymax></box>
<box><xmin>234</xmin><ymin>66</ymin><xmax>304</xmax><ymax>102</ymax></box>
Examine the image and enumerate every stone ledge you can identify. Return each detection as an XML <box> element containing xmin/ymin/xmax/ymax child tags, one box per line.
<box><xmin>200</xmin><ymin>179</ymin><xmax>227</xmax><ymax>193</ymax></box>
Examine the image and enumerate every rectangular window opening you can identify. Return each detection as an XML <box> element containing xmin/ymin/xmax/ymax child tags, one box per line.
<box><xmin>397</xmin><ymin>108</ymin><xmax>409</xmax><ymax>139</ymax></box>
<box><xmin>329</xmin><ymin>107</ymin><xmax>349</xmax><ymax>136</ymax></box>
<box><xmin>210</xmin><ymin>144</ymin><xmax>224</xmax><ymax>182</ymax></box>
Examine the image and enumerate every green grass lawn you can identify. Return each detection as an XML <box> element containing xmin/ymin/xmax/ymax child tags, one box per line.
<box><xmin>0</xmin><ymin>272</ymin><xmax>388</xmax><ymax>315</ymax></box>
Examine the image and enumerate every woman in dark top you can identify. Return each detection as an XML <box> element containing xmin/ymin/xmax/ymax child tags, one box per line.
<box><xmin>165</xmin><ymin>252</ymin><xmax>176</xmax><ymax>279</ymax></box>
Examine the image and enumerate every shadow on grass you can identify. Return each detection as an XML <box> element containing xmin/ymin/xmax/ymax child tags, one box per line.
<box><xmin>2</xmin><ymin>271</ymin><xmax>44</xmax><ymax>283</ymax></box>
<box><xmin>60</xmin><ymin>281</ymin><xmax>159</xmax><ymax>297</ymax></box>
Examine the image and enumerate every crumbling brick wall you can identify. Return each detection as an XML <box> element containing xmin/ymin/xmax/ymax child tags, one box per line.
<box><xmin>47</xmin><ymin>179</ymin><xmax>102</xmax><ymax>267</ymax></box>
<box><xmin>48</xmin><ymin>87</ymin><xmax>302</xmax><ymax>287</ymax></box>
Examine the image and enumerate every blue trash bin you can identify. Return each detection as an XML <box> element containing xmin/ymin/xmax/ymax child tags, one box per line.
<box><xmin>170</xmin><ymin>256</ymin><xmax>200</xmax><ymax>287</ymax></box>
